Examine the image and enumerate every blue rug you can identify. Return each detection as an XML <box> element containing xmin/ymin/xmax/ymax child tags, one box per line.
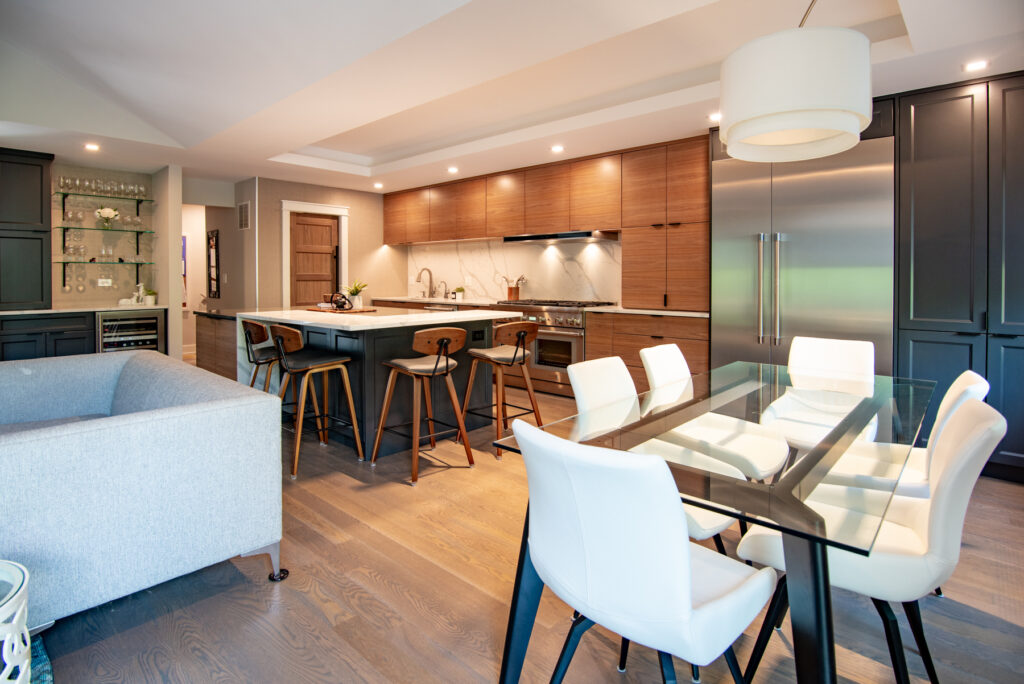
<box><xmin>31</xmin><ymin>636</ymin><xmax>53</xmax><ymax>684</ymax></box>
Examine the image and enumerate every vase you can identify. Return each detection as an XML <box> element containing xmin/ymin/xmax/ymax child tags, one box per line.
<box><xmin>349</xmin><ymin>295</ymin><xmax>363</xmax><ymax>309</ymax></box>
<box><xmin>100</xmin><ymin>218</ymin><xmax>113</xmax><ymax>229</ymax></box>
<box><xmin>144</xmin><ymin>294</ymin><xmax>157</xmax><ymax>306</ymax></box>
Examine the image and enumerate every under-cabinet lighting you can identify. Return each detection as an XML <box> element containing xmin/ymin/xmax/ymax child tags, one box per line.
<box><xmin>708</xmin><ymin>112</ymin><xmax>722</xmax><ymax>122</ymax></box>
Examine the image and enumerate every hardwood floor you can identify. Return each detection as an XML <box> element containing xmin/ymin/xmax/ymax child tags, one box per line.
<box><xmin>46</xmin><ymin>388</ymin><xmax>1024</xmax><ymax>683</ymax></box>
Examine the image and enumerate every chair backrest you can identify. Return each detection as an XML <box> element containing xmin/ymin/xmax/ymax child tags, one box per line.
<box><xmin>494</xmin><ymin>321</ymin><xmax>539</xmax><ymax>347</ymax></box>
<box><xmin>567</xmin><ymin>356</ymin><xmax>637</xmax><ymax>413</ymax></box>
<box><xmin>924</xmin><ymin>399</ymin><xmax>1006</xmax><ymax>572</ymax></box>
<box><xmin>411</xmin><ymin>327</ymin><xmax>467</xmax><ymax>356</ymax></box>
<box><xmin>242</xmin><ymin>320</ymin><xmax>270</xmax><ymax>364</ymax></box>
<box><xmin>927</xmin><ymin>370</ymin><xmax>990</xmax><ymax>452</ymax></box>
<box><xmin>513</xmin><ymin>420</ymin><xmax>694</xmax><ymax>626</ymax></box>
<box><xmin>639</xmin><ymin>343</ymin><xmax>691</xmax><ymax>390</ymax></box>
<box><xmin>788</xmin><ymin>336</ymin><xmax>874</xmax><ymax>378</ymax></box>
<box><xmin>269</xmin><ymin>325</ymin><xmax>304</xmax><ymax>368</ymax></box>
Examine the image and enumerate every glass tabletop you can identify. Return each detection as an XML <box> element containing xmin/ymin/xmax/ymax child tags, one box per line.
<box><xmin>495</xmin><ymin>361</ymin><xmax>936</xmax><ymax>555</ymax></box>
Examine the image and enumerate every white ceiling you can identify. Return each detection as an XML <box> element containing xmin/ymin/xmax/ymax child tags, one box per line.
<box><xmin>1</xmin><ymin>0</ymin><xmax>1021</xmax><ymax>193</ymax></box>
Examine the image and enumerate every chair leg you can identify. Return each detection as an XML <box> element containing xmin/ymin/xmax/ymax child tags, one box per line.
<box><xmin>550</xmin><ymin>613</ymin><xmax>594</xmax><ymax>684</ymax></box>
<box><xmin>370</xmin><ymin>369</ymin><xmax>398</xmax><ymax>465</ymax></box>
<box><xmin>422</xmin><ymin>376</ymin><xmax>437</xmax><ymax>448</ymax></box>
<box><xmin>263</xmin><ymin>359</ymin><xmax>277</xmax><ymax>392</ymax></box>
<box><xmin>291</xmin><ymin>371</ymin><xmax>312</xmax><ymax>479</ymax></box>
<box><xmin>339</xmin><ymin>364</ymin><xmax>365</xmax><ymax>462</ymax></box>
<box><xmin>691</xmin><ymin>664</ymin><xmax>701</xmax><ymax>683</ymax></box>
<box><xmin>321</xmin><ymin>369</ymin><xmax>330</xmax><ymax>443</ymax></box>
<box><xmin>658</xmin><ymin>651</ymin><xmax>677</xmax><ymax>684</ymax></box>
<box><xmin>723</xmin><ymin>646</ymin><xmax>743</xmax><ymax>684</ymax></box>
<box><xmin>933</xmin><ymin>586</ymin><xmax>943</xmax><ymax>597</ymax></box>
<box><xmin>744</xmin><ymin>575</ymin><xmax>788</xmax><ymax>683</ymax></box>
<box><xmin>410</xmin><ymin>375</ymin><xmax>421</xmax><ymax>485</ymax></box>
<box><xmin>308</xmin><ymin>372</ymin><xmax>326</xmax><ymax>445</ymax></box>
<box><xmin>617</xmin><ymin>638</ymin><xmax>629</xmax><ymax>673</ymax></box>
<box><xmin>494</xmin><ymin>365</ymin><xmax>506</xmax><ymax>459</ymax></box>
<box><xmin>444</xmin><ymin>373</ymin><xmax>475</xmax><ymax>467</ymax></box>
<box><xmin>278</xmin><ymin>372</ymin><xmax>291</xmax><ymax>401</ymax></box>
<box><xmin>872</xmin><ymin>598</ymin><xmax>912</xmax><ymax>684</ymax></box>
<box><xmin>499</xmin><ymin>368</ymin><xmax>510</xmax><ymax>431</ymax></box>
<box><xmin>458</xmin><ymin>358</ymin><xmax>480</xmax><ymax>444</ymax></box>
<box><xmin>249</xmin><ymin>362</ymin><xmax>260</xmax><ymax>387</ymax></box>
<box><xmin>903</xmin><ymin>600</ymin><xmax>940</xmax><ymax>684</ymax></box>
<box><xmin>713</xmin><ymin>533</ymin><xmax>727</xmax><ymax>556</ymax></box>
<box><xmin>520</xmin><ymin>363</ymin><xmax>544</xmax><ymax>426</ymax></box>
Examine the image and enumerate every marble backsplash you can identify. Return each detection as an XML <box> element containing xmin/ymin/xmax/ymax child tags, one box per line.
<box><xmin>407</xmin><ymin>239</ymin><xmax>621</xmax><ymax>302</ymax></box>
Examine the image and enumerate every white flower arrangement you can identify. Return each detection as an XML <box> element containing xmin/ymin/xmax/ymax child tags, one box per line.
<box><xmin>95</xmin><ymin>207</ymin><xmax>120</xmax><ymax>221</ymax></box>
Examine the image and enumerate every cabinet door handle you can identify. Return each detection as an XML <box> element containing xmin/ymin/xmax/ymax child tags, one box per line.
<box><xmin>757</xmin><ymin>233</ymin><xmax>766</xmax><ymax>344</ymax></box>
<box><xmin>772</xmin><ymin>233</ymin><xmax>782</xmax><ymax>345</ymax></box>
<box><xmin>651</xmin><ymin>335</ymin><xmax>664</xmax><ymax>340</ymax></box>
<box><xmin>651</xmin><ymin>223</ymin><xmax>665</xmax><ymax>227</ymax></box>
<box><xmin>663</xmin><ymin>293</ymin><xmax>668</xmax><ymax>308</ymax></box>
<box><xmin>668</xmin><ymin>222</ymin><xmax>682</xmax><ymax>226</ymax></box>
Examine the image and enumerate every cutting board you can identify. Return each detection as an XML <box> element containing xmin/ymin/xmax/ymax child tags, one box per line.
<box><xmin>306</xmin><ymin>307</ymin><xmax>377</xmax><ymax>314</ymax></box>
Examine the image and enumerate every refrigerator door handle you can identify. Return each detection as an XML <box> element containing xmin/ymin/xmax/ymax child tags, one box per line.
<box><xmin>773</xmin><ymin>233</ymin><xmax>782</xmax><ymax>345</ymax></box>
<box><xmin>757</xmin><ymin>233</ymin><xmax>767</xmax><ymax>343</ymax></box>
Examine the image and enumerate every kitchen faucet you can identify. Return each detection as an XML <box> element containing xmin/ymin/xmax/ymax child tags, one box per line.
<box><xmin>436</xmin><ymin>280</ymin><xmax>449</xmax><ymax>299</ymax></box>
<box><xmin>415</xmin><ymin>267</ymin><xmax>433</xmax><ymax>298</ymax></box>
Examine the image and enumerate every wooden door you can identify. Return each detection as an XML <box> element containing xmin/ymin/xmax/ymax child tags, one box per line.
<box><xmin>406</xmin><ymin>188</ymin><xmax>431</xmax><ymax>243</ymax></box>
<box><xmin>456</xmin><ymin>179</ymin><xmax>486</xmax><ymax>239</ymax></box>
<box><xmin>429</xmin><ymin>185</ymin><xmax>458</xmax><ymax>241</ymax></box>
<box><xmin>382</xmin><ymin>193</ymin><xmax>406</xmax><ymax>245</ymax></box>
<box><xmin>667</xmin><ymin>136</ymin><xmax>710</xmax><ymax>224</ymax></box>
<box><xmin>621</xmin><ymin>146</ymin><xmax>666</xmax><ymax>228</ymax></box>
<box><xmin>290</xmin><ymin>213</ymin><xmax>337</xmax><ymax>307</ymax></box>
<box><xmin>524</xmin><ymin>164</ymin><xmax>571</xmax><ymax>234</ymax></box>
<box><xmin>666</xmin><ymin>222</ymin><xmax>709</xmax><ymax>311</ymax></box>
<box><xmin>621</xmin><ymin>226</ymin><xmax>667</xmax><ymax>310</ymax></box>
<box><xmin>898</xmin><ymin>84</ymin><xmax>988</xmax><ymax>332</ymax></box>
<box><xmin>486</xmin><ymin>172</ymin><xmax>525</xmax><ymax>236</ymax></box>
<box><xmin>988</xmin><ymin>76</ymin><xmax>1024</xmax><ymax>336</ymax></box>
<box><xmin>571</xmin><ymin>155</ymin><xmax>621</xmax><ymax>230</ymax></box>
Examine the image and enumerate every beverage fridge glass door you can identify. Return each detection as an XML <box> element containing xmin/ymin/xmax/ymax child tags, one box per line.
<box><xmin>769</xmin><ymin>137</ymin><xmax>894</xmax><ymax>374</ymax></box>
<box><xmin>710</xmin><ymin>159</ymin><xmax>772</xmax><ymax>367</ymax></box>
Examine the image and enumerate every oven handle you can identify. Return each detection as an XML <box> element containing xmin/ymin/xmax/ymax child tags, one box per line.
<box><xmin>537</xmin><ymin>329</ymin><xmax>585</xmax><ymax>338</ymax></box>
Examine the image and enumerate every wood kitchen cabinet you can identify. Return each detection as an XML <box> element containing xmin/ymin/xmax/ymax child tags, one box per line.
<box><xmin>620</xmin><ymin>135</ymin><xmax>709</xmax><ymax>229</ymax></box>
<box><xmin>621</xmin><ymin>147</ymin><xmax>667</xmax><ymax>228</ymax></box>
<box><xmin>570</xmin><ymin>155</ymin><xmax>621</xmax><ymax>230</ymax></box>
<box><xmin>196</xmin><ymin>314</ymin><xmax>238</xmax><ymax>380</ymax></box>
<box><xmin>429</xmin><ymin>179</ymin><xmax>486</xmax><ymax>241</ymax></box>
<box><xmin>621</xmin><ymin>222</ymin><xmax>709</xmax><ymax>312</ymax></box>
<box><xmin>382</xmin><ymin>189</ymin><xmax>430</xmax><ymax>245</ymax></box>
<box><xmin>382</xmin><ymin>193</ymin><xmax>406</xmax><ymax>245</ymax></box>
<box><xmin>525</xmin><ymin>163</ymin><xmax>571</xmax><ymax>233</ymax></box>
<box><xmin>486</xmin><ymin>172</ymin><xmax>525</xmax><ymax>237</ymax></box>
<box><xmin>428</xmin><ymin>184</ymin><xmax>457</xmax><ymax>241</ymax></box>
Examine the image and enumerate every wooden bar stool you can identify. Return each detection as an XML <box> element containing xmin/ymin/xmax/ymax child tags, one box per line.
<box><xmin>270</xmin><ymin>324</ymin><xmax>364</xmax><ymax>479</ymax></box>
<box><xmin>241</xmin><ymin>320</ymin><xmax>281</xmax><ymax>391</ymax></box>
<box><xmin>370</xmin><ymin>326</ymin><xmax>475</xmax><ymax>485</ymax></box>
<box><xmin>460</xmin><ymin>321</ymin><xmax>543</xmax><ymax>459</ymax></box>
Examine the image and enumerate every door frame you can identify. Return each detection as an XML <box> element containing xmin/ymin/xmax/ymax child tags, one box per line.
<box><xmin>280</xmin><ymin>200</ymin><xmax>349</xmax><ymax>308</ymax></box>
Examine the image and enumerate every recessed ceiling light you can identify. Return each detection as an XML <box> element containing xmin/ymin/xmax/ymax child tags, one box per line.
<box><xmin>84</xmin><ymin>142</ymin><xmax>100</xmax><ymax>151</ymax></box>
<box><xmin>551</xmin><ymin>144</ymin><xmax>564</xmax><ymax>153</ymax></box>
<box><xmin>964</xmin><ymin>60</ymin><xmax>988</xmax><ymax>72</ymax></box>
<box><xmin>447</xmin><ymin>166</ymin><xmax>458</xmax><ymax>174</ymax></box>
<box><xmin>708</xmin><ymin>112</ymin><xmax>722</xmax><ymax>123</ymax></box>
<box><xmin>373</xmin><ymin>182</ymin><xmax>383</xmax><ymax>189</ymax></box>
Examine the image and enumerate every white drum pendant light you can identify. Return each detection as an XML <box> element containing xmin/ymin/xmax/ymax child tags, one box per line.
<box><xmin>719</xmin><ymin>23</ymin><xmax>872</xmax><ymax>162</ymax></box>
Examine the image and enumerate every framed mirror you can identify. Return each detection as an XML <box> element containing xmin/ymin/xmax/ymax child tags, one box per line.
<box><xmin>207</xmin><ymin>230</ymin><xmax>220</xmax><ymax>298</ymax></box>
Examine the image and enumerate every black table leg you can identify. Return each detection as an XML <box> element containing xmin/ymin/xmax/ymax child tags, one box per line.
<box><xmin>781</xmin><ymin>534</ymin><xmax>837</xmax><ymax>683</ymax></box>
<box><xmin>499</xmin><ymin>507</ymin><xmax>544</xmax><ymax>684</ymax></box>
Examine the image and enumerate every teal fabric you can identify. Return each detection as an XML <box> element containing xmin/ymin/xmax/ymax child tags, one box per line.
<box><xmin>31</xmin><ymin>636</ymin><xmax>53</xmax><ymax>684</ymax></box>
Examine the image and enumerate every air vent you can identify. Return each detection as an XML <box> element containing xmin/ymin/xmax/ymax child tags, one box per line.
<box><xmin>237</xmin><ymin>201</ymin><xmax>251</xmax><ymax>230</ymax></box>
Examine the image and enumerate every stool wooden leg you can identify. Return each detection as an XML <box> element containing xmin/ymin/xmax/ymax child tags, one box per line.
<box><xmin>321</xmin><ymin>370</ymin><xmax>330</xmax><ymax>444</ymax></box>
<box><xmin>307</xmin><ymin>372</ymin><xmax>325</xmax><ymax>445</ymax></box>
<box><xmin>411</xmin><ymin>375</ymin><xmax>422</xmax><ymax>484</ymax></box>
<box><xmin>520</xmin><ymin>364</ymin><xmax>544</xmax><ymax>426</ymax></box>
<box><xmin>339</xmin><ymin>364</ymin><xmax>365</xmax><ymax>462</ymax></box>
<box><xmin>249</xmin><ymin>362</ymin><xmax>260</xmax><ymax>387</ymax></box>
<box><xmin>291</xmin><ymin>371</ymin><xmax>312</xmax><ymax>479</ymax></box>
<box><xmin>263</xmin><ymin>360</ymin><xmax>278</xmax><ymax>392</ymax></box>
<box><xmin>422</xmin><ymin>376</ymin><xmax>437</xmax><ymax>448</ymax></box>
<box><xmin>494</xmin><ymin>365</ymin><xmax>506</xmax><ymax>459</ymax></box>
<box><xmin>278</xmin><ymin>372</ymin><xmax>291</xmax><ymax>400</ymax></box>
<box><xmin>371</xmin><ymin>369</ymin><xmax>398</xmax><ymax>465</ymax></box>
<box><xmin>458</xmin><ymin>358</ymin><xmax>480</xmax><ymax>443</ymax></box>
<box><xmin>444</xmin><ymin>373</ymin><xmax>475</xmax><ymax>467</ymax></box>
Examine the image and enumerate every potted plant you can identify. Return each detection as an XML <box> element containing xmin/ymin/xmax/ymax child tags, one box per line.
<box><xmin>344</xmin><ymin>280</ymin><xmax>368</xmax><ymax>309</ymax></box>
<box><xmin>95</xmin><ymin>206</ymin><xmax>120</xmax><ymax>229</ymax></box>
<box><xmin>453</xmin><ymin>286</ymin><xmax>465</xmax><ymax>301</ymax></box>
<box><xmin>144</xmin><ymin>289</ymin><xmax>157</xmax><ymax>306</ymax></box>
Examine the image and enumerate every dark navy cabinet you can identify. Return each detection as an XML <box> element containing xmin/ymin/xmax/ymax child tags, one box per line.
<box><xmin>988</xmin><ymin>76</ymin><xmax>1024</xmax><ymax>336</ymax></box>
<box><xmin>0</xmin><ymin>313</ymin><xmax>95</xmax><ymax>361</ymax></box>
<box><xmin>987</xmin><ymin>336</ymin><xmax>1024</xmax><ymax>475</ymax></box>
<box><xmin>0</xmin><ymin>148</ymin><xmax>53</xmax><ymax>311</ymax></box>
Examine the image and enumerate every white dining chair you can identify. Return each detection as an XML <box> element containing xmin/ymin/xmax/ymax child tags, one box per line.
<box><xmin>759</xmin><ymin>336</ymin><xmax>878</xmax><ymax>450</ymax></box>
<box><xmin>639</xmin><ymin>344</ymin><xmax>791</xmax><ymax>481</ymax></box>
<box><xmin>736</xmin><ymin>399</ymin><xmax>1006</xmax><ymax>683</ymax></box>
<box><xmin>512</xmin><ymin>420</ymin><xmax>777</xmax><ymax>683</ymax></box>
<box><xmin>822</xmin><ymin>370</ymin><xmax>990</xmax><ymax>498</ymax></box>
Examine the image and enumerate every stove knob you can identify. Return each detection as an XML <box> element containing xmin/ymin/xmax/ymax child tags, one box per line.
<box><xmin>554</xmin><ymin>316</ymin><xmax>564</xmax><ymax>325</ymax></box>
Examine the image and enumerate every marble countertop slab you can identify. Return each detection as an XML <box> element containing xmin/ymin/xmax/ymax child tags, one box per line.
<box><xmin>0</xmin><ymin>305</ymin><xmax>168</xmax><ymax>316</ymax></box>
<box><xmin>583</xmin><ymin>306</ymin><xmax>710</xmax><ymax>318</ymax></box>
<box><xmin>237</xmin><ymin>308</ymin><xmax>521</xmax><ymax>332</ymax></box>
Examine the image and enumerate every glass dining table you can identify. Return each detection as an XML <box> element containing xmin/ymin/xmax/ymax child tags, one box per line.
<box><xmin>494</xmin><ymin>361</ymin><xmax>935</xmax><ymax>684</ymax></box>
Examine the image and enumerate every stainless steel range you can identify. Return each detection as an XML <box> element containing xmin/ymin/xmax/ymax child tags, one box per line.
<box><xmin>494</xmin><ymin>299</ymin><xmax>614</xmax><ymax>396</ymax></box>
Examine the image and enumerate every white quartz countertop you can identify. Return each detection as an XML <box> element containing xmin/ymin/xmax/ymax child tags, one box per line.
<box><xmin>0</xmin><ymin>305</ymin><xmax>168</xmax><ymax>316</ymax></box>
<box><xmin>237</xmin><ymin>308</ymin><xmax>521</xmax><ymax>331</ymax></box>
<box><xmin>583</xmin><ymin>306</ymin><xmax>709</xmax><ymax>318</ymax></box>
<box><xmin>374</xmin><ymin>296</ymin><xmax>496</xmax><ymax>306</ymax></box>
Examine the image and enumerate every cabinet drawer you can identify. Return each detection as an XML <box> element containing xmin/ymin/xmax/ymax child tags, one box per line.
<box><xmin>1</xmin><ymin>313</ymin><xmax>94</xmax><ymax>332</ymax></box>
<box><xmin>607</xmin><ymin>313</ymin><xmax>709</xmax><ymax>340</ymax></box>
<box><xmin>627</xmin><ymin>365</ymin><xmax>650</xmax><ymax>394</ymax></box>
<box><xmin>612</xmin><ymin>334</ymin><xmax>709</xmax><ymax>374</ymax></box>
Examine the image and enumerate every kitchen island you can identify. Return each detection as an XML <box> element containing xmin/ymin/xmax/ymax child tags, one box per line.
<box><xmin>235</xmin><ymin>307</ymin><xmax>520</xmax><ymax>462</ymax></box>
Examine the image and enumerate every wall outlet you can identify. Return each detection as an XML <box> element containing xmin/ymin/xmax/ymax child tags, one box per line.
<box><xmin>97</xmin><ymin>278</ymin><xmax>113</xmax><ymax>287</ymax></box>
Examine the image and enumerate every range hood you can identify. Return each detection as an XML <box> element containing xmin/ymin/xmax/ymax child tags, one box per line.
<box><xmin>502</xmin><ymin>230</ymin><xmax>617</xmax><ymax>244</ymax></box>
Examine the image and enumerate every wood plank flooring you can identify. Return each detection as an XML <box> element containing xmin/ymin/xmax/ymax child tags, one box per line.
<box><xmin>45</xmin><ymin>388</ymin><xmax>1024</xmax><ymax>683</ymax></box>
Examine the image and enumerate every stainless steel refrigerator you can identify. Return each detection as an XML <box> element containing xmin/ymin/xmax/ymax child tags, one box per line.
<box><xmin>710</xmin><ymin>132</ymin><xmax>894</xmax><ymax>374</ymax></box>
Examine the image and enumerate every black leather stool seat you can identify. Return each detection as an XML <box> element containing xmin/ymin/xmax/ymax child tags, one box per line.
<box><xmin>281</xmin><ymin>348</ymin><xmax>352</xmax><ymax>372</ymax></box>
<box><xmin>252</xmin><ymin>345</ymin><xmax>280</xmax><ymax>363</ymax></box>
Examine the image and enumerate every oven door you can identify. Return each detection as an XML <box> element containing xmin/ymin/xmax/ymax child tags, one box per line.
<box><xmin>528</xmin><ymin>327</ymin><xmax>584</xmax><ymax>379</ymax></box>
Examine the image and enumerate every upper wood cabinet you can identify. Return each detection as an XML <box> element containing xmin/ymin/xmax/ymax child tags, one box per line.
<box><xmin>621</xmin><ymin>147</ymin><xmax>667</xmax><ymax>228</ymax></box>
<box><xmin>570</xmin><ymin>155</ymin><xmax>621</xmax><ymax>230</ymax></box>
<box><xmin>486</xmin><ymin>172</ymin><xmax>525</xmax><ymax>237</ymax></box>
<box><xmin>428</xmin><ymin>184</ymin><xmax>457</xmax><ymax>242</ymax></box>
<box><xmin>383</xmin><ymin>188</ymin><xmax>430</xmax><ymax>244</ymax></box>
<box><xmin>382</xmin><ymin>192</ymin><xmax>406</xmax><ymax>245</ymax></box>
<box><xmin>621</xmin><ymin>222</ymin><xmax>709</xmax><ymax>312</ymax></box>
<box><xmin>525</xmin><ymin>163</ymin><xmax>571</xmax><ymax>233</ymax></box>
<box><xmin>667</xmin><ymin>136</ymin><xmax>709</xmax><ymax>224</ymax></box>
<box><xmin>456</xmin><ymin>178</ymin><xmax>486</xmax><ymax>239</ymax></box>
